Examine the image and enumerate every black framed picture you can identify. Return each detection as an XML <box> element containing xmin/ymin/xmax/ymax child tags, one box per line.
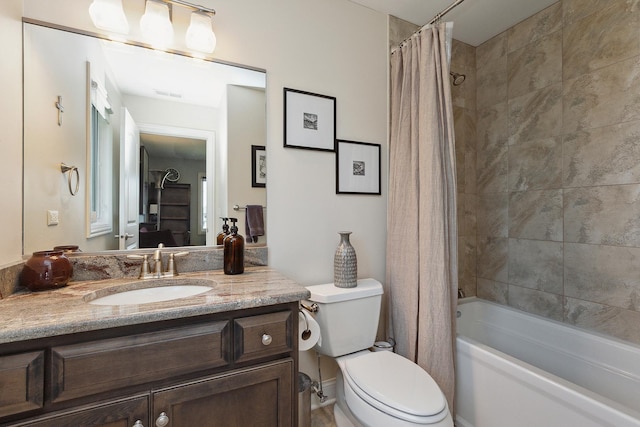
<box><xmin>251</xmin><ymin>145</ymin><xmax>266</xmax><ymax>188</ymax></box>
<box><xmin>336</xmin><ymin>140</ymin><xmax>381</xmax><ymax>195</ymax></box>
<box><xmin>284</xmin><ymin>87</ymin><xmax>336</xmax><ymax>151</ymax></box>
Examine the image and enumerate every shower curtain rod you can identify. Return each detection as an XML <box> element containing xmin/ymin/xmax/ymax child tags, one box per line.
<box><xmin>428</xmin><ymin>0</ymin><xmax>466</xmax><ymax>25</ymax></box>
<box><xmin>391</xmin><ymin>0</ymin><xmax>466</xmax><ymax>54</ymax></box>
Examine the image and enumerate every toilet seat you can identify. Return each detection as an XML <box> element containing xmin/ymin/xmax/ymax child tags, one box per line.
<box><xmin>342</xmin><ymin>351</ymin><xmax>448</xmax><ymax>424</ymax></box>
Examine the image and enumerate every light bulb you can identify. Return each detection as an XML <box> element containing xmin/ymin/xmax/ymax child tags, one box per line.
<box><xmin>186</xmin><ymin>11</ymin><xmax>217</xmax><ymax>54</ymax></box>
<box><xmin>89</xmin><ymin>0</ymin><xmax>129</xmax><ymax>34</ymax></box>
<box><xmin>140</xmin><ymin>0</ymin><xmax>174</xmax><ymax>49</ymax></box>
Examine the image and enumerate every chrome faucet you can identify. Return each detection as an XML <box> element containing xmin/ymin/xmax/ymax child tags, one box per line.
<box><xmin>127</xmin><ymin>244</ymin><xmax>189</xmax><ymax>279</ymax></box>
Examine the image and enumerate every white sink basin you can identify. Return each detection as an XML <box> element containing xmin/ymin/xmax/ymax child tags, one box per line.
<box><xmin>87</xmin><ymin>279</ymin><xmax>214</xmax><ymax>306</ymax></box>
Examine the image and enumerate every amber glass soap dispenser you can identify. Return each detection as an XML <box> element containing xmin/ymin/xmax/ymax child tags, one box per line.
<box><xmin>216</xmin><ymin>217</ymin><xmax>230</xmax><ymax>245</ymax></box>
<box><xmin>223</xmin><ymin>218</ymin><xmax>244</xmax><ymax>274</ymax></box>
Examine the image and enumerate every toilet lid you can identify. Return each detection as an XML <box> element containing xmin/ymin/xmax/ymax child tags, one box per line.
<box><xmin>344</xmin><ymin>351</ymin><xmax>447</xmax><ymax>421</ymax></box>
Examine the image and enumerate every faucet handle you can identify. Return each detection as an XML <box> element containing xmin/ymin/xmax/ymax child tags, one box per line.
<box><xmin>127</xmin><ymin>254</ymin><xmax>150</xmax><ymax>278</ymax></box>
<box><xmin>165</xmin><ymin>251</ymin><xmax>189</xmax><ymax>276</ymax></box>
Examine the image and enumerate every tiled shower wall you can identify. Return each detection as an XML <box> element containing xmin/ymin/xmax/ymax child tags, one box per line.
<box><xmin>475</xmin><ymin>0</ymin><xmax>640</xmax><ymax>344</ymax></box>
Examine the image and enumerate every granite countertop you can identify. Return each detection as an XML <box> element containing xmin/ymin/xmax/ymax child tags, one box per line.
<box><xmin>0</xmin><ymin>267</ymin><xmax>310</xmax><ymax>345</ymax></box>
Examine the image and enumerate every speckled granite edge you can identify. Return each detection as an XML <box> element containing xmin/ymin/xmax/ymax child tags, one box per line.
<box><xmin>0</xmin><ymin>267</ymin><xmax>308</xmax><ymax>344</ymax></box>
<box><xmin>0</xmin><ymin>246</ymin><xmax>268</xmax><ymax>296</ymax></box>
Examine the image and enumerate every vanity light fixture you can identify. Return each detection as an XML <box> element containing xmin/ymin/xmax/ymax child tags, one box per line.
<box><xmin>88</xmin><ymin>0</ymin><xmax>129</xmax><ymax>34</ymax></box>
<box><xmin>90</xmin><ymin>0</ymin><xmax>217</xmax><ymax>54</ymax></box>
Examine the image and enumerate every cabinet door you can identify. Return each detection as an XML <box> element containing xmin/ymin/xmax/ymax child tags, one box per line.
<box><xmin>152</xmin><ymin>359</ymin><xmax>293</xmax><ymax>427</ymax></box>
<box><xmin>9</xmin><ymin>395</ymin><xmax>148</xmax><ymax>427</ymax></box>
<box><xmin>0</xmin><ymin>351</ymin><xmax>44</xmax><ymax>418</ymax></box>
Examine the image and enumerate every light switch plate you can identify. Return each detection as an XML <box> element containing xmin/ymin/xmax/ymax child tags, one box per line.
<box><xmin>47</xmin><ymin>210</ymin><xmax>59</xmax><ymax>226</ymax></box>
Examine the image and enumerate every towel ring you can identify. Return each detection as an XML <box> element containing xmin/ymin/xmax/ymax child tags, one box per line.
<box><xmin>60</xmin><ymin>163</ymin><xmax>80</xmax><ymax>196</ymax></box>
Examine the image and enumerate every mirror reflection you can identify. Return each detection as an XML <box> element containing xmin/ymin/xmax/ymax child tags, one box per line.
<box><xmin>23</xmin><ymin>22</ymin><xmax>267</xmax><ymax>254</ymax></box>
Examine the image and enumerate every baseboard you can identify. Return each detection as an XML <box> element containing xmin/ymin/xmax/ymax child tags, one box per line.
<box><xmin>310</xmin><ymin>378</ymin><xmax>336</xmax><ymax>410</ymax></box>
<box><xmin>455</xmin><ymin>414</ymin><xmax>473</xmax><ymax>427</ymax></box>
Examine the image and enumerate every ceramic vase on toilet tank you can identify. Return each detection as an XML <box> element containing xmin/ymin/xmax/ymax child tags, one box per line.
<box><xmin>334</xmin><ymin>231</ymin><xmax>357</xmax><ymax>288</ymax></box>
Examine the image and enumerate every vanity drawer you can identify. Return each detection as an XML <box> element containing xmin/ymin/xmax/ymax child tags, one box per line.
<box><xmin>0</xmin><ymin>351</ymin><xmax>44</xmax><ymax>418</ymax></box>
<box><xmin>51</xmin><ymin>321</ymin><xmax>230</xmax><ymax>403</ymax></box>
<box><xmin>234</xmin><ymin>311</ymin><xmax>293</xmax><ymax>363</ymax></box>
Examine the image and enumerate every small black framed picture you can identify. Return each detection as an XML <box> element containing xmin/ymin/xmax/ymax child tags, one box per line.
<box><xmin>336</xmin><ymin>140</ymin><xmax>381</xmax><ymax>195</ymax></box>
<box><xmin>251</xmin><ymin>145</ymin><xmax>266</xmax><ymax>188</ymax></box>
<box><xmin>284</xmin><ymin>87</ymin><xmax>336</xmax><ymax>151</ymax></box>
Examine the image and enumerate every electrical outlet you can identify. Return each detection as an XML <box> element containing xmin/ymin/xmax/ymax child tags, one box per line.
<box><xmin>47</xmin><ymin>210</ymin><xmax>59</xmax><ymax>226</ymax></box>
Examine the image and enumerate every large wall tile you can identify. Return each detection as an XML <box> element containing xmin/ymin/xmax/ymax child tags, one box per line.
<box><xmin>562</xmin><ymin>0</ymin><xmax>612</xmax><ymax>25</ymax></box>
<box><xmin>454</xmin><ymin>107</ymin><xmax>477</xmax><ymax>152</ymax></box>
<box><xmin>477</xmin><ymin>193</ymin><xmax>508</xmax><ymax>237</ymax></box>
<box><xmin>508</xmin><ymin>83</ymin><xmax>562</xmax><ymax>144</ymax></box>
<box><xmin>459</xmin><ymin>235</ymin><xmax>477</xmax><ymax>297</ymax></box>
<box><xmin>564</xmin><ymin>185</ymin><xmax>640</xmax><ymax>247</ymax></box>
<box><xmin>508</xmin><ymin>2</ymin><xmax>562</xmax><ymax>53</ymax></box>
<box><xmin>509</xmin><ymin>190</ymin><xmax>563</xmax><ymax>241</ymax></box>
<box><xmin>564</xmin><ymin>243</ymin><xmax>640</xmax><ymax>311</ymax></box>
<box><xmin>509</xmin><ymin>238</ymin><xmax>563</xmax><ymax>294</ymax></box>
<box><xmin>508</xmin><ymin>31</ymin><xmax>562</xmax><ymax>99</ymax></box>
<box><xmin>563</xmin><ymin>120</ymin><xmax>640</xmax><ymax>187</ymax></box>
<box><xmin>477</xmin><ymin>236</ymin><xmax>508</xmax><ymax>283</ymax></box>
<box><xmin>477</xmin><ymin>278</ymin><xmax>508</xmax><ymax>304</ymax></box>
<box><xmin>477</xmin><ymin>54</ymin><xmax>507</xmax><ymax>110</ymax></box>
<box><xmin>477</xmin><ymin>103</ymin><xmax>508</xmax><ymax>149</ymax></box>
<box><xmin>563</xmin><ymin>56</ymin><xmax>640</xmax><ymax>133</ymax></box>
<box><xmin>563</xmin><ymin>1</ymin><xmax>640</xmax><ymax>80</ymax></box>
<box><xmin>565</xmin><ymin>297</ymin><xmax>640</xmax><ymax>345</ymax></box>
<box><xmin>509</xmin><ymin>136</ymin><xmax>562</xmax><ymax>191</ymax></box>
<box><xmin>477</xmin><ymin>139</ymin><xmax>508</xmax><ymax>193</ymax></box>
<box><xmin>476</xmin><ymin>32</ymin><xmax>507</xmax><ymax>71</ymax></box>
<box><xmin>508</xmin><ymin>285</ymin><xmax>564</xmax><ymax>321</ymax></box>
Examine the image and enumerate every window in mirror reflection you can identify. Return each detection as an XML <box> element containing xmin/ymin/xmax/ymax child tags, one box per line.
<box><xmin>87</xmin><ymin>66</ymin><xmax>114</xmax><ymax>237</ymax></box>
<box><xmin>199</xmin><ymin>172</ymin><xmax>207</xmax><ymax>234</ymax></box>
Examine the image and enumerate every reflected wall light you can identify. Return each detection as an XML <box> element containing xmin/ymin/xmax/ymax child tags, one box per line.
<box><xmin>88</xmin><ymin>0</ymin><xmax>129</xmax><ymax>34</ymax></box>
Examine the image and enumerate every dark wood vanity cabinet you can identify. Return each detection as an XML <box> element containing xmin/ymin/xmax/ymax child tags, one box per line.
<box><xmin>0</xmin><ymin>303</ymin><xmax>297</xmax><ymax>427</ymax></box>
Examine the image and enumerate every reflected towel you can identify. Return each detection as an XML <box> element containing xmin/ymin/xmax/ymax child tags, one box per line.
<box><xmin>245</xmin><ymin>205</ymin><xmax>264</xmax><ymax>243</ymax></box>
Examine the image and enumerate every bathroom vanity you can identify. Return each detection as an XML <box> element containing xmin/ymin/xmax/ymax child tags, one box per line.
<box><xmin>0</xmin><ymin>267</ymin><xmax>309</xmax><ymax>426</ymax></box>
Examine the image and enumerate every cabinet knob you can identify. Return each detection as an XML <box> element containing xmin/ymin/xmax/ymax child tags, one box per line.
<box><xmin>133</xmin><ymin>421</ymin><xmax>144</xmax><ymax>427</ymax></box>
<box><xmin>261</xmin><ymin>333</ymin><xmax>272</xmax><ymax>346</ymax></box>
<box><xmin>155</xmin><ymin>412</ymin><xmax>169</xmax><ymax>427</ymax></box>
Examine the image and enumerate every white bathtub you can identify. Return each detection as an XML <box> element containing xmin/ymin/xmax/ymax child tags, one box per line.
<box><xmin>455</xmin><ymin>298</ymin><xmax>640</xmax><ymax>427</ymax></box>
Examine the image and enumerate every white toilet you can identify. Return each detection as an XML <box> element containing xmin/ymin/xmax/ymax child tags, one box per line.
<box><xmin>305</xmin><ymin>278</ymin><xmax>454</xmax><ymax>427</ymax></box>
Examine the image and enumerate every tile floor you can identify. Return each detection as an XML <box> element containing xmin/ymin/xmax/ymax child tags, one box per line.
<box><xmin>310</xmin><ymin>404</ymin><xmax>336</xmax><ymax>427</ymax></box>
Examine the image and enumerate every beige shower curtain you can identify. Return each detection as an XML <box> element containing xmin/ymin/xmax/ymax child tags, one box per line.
<box><xmin>387</xmin><ymin>23</ymin><xmax>458</xmax><ymax>410</ymax></box>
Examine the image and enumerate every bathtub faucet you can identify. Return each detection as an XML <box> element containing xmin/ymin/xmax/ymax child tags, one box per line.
<box><xmin>458</xmin><ymin>288</ymin><xmax>466</xmax><ymax>298</ymax></box>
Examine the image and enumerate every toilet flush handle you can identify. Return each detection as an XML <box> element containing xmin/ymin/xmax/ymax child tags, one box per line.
<box><xmin>262</xmin><ymin>333</ymin><xmax>273</xmax><ymax>346</ymax></box>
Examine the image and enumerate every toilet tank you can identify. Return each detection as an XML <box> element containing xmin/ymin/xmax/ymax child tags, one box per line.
<box><xmin>306</xmin><ymin>278</ymin><xmax>383</xmax><ymax>357</ymax></box>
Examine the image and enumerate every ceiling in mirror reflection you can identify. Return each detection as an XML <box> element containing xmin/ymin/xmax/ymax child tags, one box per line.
<box><xmin>101</xmin><ymin>40</ymin><xmax>265</xmax><ymax>108</ymax></box>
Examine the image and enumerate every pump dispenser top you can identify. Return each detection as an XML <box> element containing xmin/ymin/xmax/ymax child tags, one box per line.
<box><xmin>216</xmin><ymin>217</ymin><xmax>230</xmax><ymax>245</ymax></box>
<box><xmin>223</xmin><ymin>218</ymin><xmax>244</xmax><ymax>275</ymax></box>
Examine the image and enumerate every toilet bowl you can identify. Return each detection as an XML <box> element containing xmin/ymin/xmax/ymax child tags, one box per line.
<box><xmin>333</xmin><ymin>350</ymin><xmax>453</xmax><ymax>427</ymax></box>
<box><xmin>305</xmin><ymin>279</ymin><xmax>454</xmax><ymax>427</ymax></box>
